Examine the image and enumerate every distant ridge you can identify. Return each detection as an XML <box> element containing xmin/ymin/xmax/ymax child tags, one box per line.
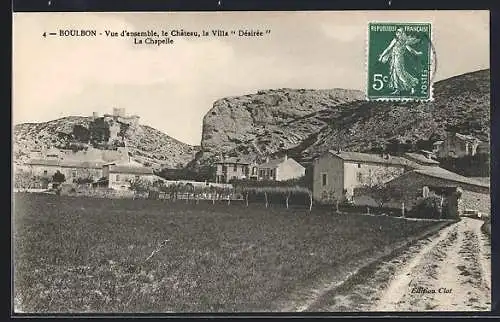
<box><xmin>190</xmin><ymin>69</ymin><xmax>489</xmax><ymax>169</ymax></box>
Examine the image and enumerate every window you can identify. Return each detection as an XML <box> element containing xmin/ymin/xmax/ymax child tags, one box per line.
<box><xmin>357</xmin><ymin>163</ymin><xmax>362</xmax><ymax>168</ymax></box>
<box><xmin>233</xmin><ymin>164</ymin><xmax>237</xmax><ymax>171</ymax></box>
<box><xmin>356</xmin><ymin>172</ymin><xmax>363</xmax><ymax>182</ymax></box>
<box><xmin>422</xmin><ymin>186</ymin><xmax>430</xmax><ymax>198</ymax></box>
<box><xmin>322</xmin><ymin>173</ymin><xmax>328</xmax><ymax>186</ymax></box>
<box><xmin>222</xmin><ymin>165</ymin><xmax>227</xmax><ymax>173</ymax></box>
<box><xmin>116</xmin><ymin>174</ymin><xmax>120</xmax><ymax>181</ymax></box>
<box><xmin>135</xmin><ymin>175</ymin><xmax>140</xmax><ymax>180</ymax></box>
<box><xmin>43</xmin><ymin>170</ymin><xmax>48</xmax><ymax>175</ymax></box>
<box><xmin>72</xmin><ymin>171</ymin><xmax>77</xmax><ymax>178</ymax></box>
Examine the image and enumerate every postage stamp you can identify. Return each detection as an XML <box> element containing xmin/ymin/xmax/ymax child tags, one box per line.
<box><xmin>367</xmin><ymin>22</ymin><xmax>432</xmax><ymax>101</ymax></box>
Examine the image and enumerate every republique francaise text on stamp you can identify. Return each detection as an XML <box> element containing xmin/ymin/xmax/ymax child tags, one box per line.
<box><xmin>367</xmin><ymin>23</ymin><xmax>432</xmax><ymax>101</ymax></box>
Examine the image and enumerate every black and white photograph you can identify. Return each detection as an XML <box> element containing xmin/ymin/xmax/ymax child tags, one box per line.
<box><xmin>12</xmin><ymin>10</ymin><xmax>492</xmax><ymax>313</ymax></box>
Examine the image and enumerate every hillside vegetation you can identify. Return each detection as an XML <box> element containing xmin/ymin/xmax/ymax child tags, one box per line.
<box><xmin>13</xmin><ymin>116</ymin><xmax>198</xmax><ymax>169</ymax></box>
<box><xmin>193</xmin><ymin>69</ymin><xmax>489</xmax><ymax>168</ymax></box>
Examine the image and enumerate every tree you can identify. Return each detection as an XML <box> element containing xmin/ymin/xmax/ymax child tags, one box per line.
<box><xmin>231</xmin><ymin>177</ymin><xmax>313</xmax><ymax>211</ymax></box>
<box><xmin>368</xmin><ymin>184</ymin><xmax>400</xmax><ymax>208</ymax></box>
<box><xmin>52</xmin><ymin>171</ymin><xmax>66</xmax><ymax>184</ymax></box>
<box><xmin>14</xmin><ymin>171</ymin><xmax>37</xmax><ymax>190</ymax></box>
<box><xmin>74</xmin><ymin>168</ymin><xmax>95</xmax><ymax>184</ymax></box>
<box><xmin>88</xmin><ymin>118</ymin><xmax>110</xmax><ymax>146</ymax></box>
<box><xmin>408</xmin><ymin>193</ymin><xmax>443</xmax><ymax>219</ymax></box>
<box><xmin>72</xmin><ymin>124</ymin><xmax>91</xmax><ymax>143</ymax></box>
<box><xmin>129</xmin><ymin>177</ymin><xmax>150</xmax><ymax>199</ymax></box>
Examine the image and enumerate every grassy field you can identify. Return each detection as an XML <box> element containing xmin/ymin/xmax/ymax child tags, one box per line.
<box><xmin>14</xmin><ymin>193</ymin><xmax>447</xmax><ymax>313</ymax></box>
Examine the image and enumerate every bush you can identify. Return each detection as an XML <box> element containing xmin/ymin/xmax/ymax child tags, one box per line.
<box><xmin>407</xmin><ymin>195</ymin><xmax>443</xmax><ymax>219</ymax></box>
<box><xmin>52</xmin><ymin>171</ymin><xmax>66</xmax><ymax>184</ymax></box>
<box><xmin>75</xmin><ymin>177</ymin><xmax>94</xmax><ymax>185</ymax></box>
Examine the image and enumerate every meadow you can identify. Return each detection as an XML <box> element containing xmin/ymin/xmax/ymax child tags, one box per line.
<box><xmin>14</xmin><ymin>193</ymin><xmax>447</xmax><ymax>313</ymax></box>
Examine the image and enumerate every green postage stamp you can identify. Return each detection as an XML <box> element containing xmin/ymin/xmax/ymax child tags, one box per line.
<box><xmin>367</xmin><ymin>23</ymin><xmax>432</xmax><ymax>101</ymax></box>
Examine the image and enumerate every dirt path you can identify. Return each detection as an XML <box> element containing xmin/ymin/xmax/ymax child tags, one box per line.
<box><xmin>307</xmin><ymin>218</ymin><xmax>491</xmax><ymax>312</ymax></box>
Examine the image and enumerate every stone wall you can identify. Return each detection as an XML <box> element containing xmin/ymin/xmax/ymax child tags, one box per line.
<box><xmin>461</xmin><ymin>189</ymin><xmax>491</xmax><ymax>214</ymax></box>
<box><xmin>386</xmin><ymin>171</ymin><xmax>490</xmax><ymax>214</ymax></box>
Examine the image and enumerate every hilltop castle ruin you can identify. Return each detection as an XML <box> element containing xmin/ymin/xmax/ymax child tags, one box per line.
<box><xmin>92</xmin><ymin>107</ymin><xmax>140</xmax><ymax>127</ymax></box>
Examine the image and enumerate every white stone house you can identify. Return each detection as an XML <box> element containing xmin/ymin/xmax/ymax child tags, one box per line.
<box><xmin>257</xmin><ymin>155</ymin><xmax>305</xmax><ymax>181</ymax></box>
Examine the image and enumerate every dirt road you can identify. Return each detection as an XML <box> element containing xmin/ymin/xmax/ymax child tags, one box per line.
<box><xmin>307</xmin><ymin>218</ymin><xmax>491</xmax><ymax>312</ymax></box>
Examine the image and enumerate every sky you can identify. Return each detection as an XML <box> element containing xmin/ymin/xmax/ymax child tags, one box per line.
<box><xmin>12</xmin><ymin>11</ymin><xmax>490</xmax><ymax>145</ymax></box>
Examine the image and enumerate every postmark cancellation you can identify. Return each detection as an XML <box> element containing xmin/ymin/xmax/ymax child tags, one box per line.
<box><xmin>367</xmin><ymin>23</ymin><xmax>433</xmax><ymax>101</ymax></box>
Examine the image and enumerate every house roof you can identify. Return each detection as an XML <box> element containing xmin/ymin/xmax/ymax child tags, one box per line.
<box><xmin>327</xmin><ymin>151</ymin><xmax>419</xmax><ymax>168</ymax></box>
<box><xmin>412</xmin><ymin>167</ymin><xmax>490</xmax><ymax>189</ymax></box>
<box><xmin>454</xmin><ymin>133</ymin><xmax>481</xmax><ymax>142</ymax></box>
<box><xmin>26</xmin><ymin>159</ymin><xmax>105</xmax><ymax>169</ymax></box>
<box><xmin>26</xmin><ymin>159</ymin><xmax>60</xmax><ymax>167</ymax></box>
<box><xmin>215</xmin><ymin>157</ymin><xmax>252</xmax><ymax>165</ymax></box>
<box><xmin>259</xmin><ymin>156</ymin><xmax>304</xmax><ymax>169</ymax></box>
<box><xmin>404</xmin><ymin>152</ymin><xmax>440</xmax><ymax>165</ymax></box>
<box><xmin>259</xmin><ymin>157</ymin><xmax>287</xmax><ymax>168</ymax></box>
<box><xmin>60</xmin><ymin>160</ymin><xmax>105</xmax><ymax>169</ymax></box>
<box><xmin>107</xmin><ymin>165</ymin><xmax>153</xmax><ymax>175</ymax></box>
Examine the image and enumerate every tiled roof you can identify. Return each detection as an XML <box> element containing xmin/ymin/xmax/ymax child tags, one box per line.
<box><xmin>455</xmin><ymin>133</ymin><xmax>479</xmax><ymax>142</ymax></box>
<box><xmin>413</xmin><ymin>167</ymin><xmax>490</xmax><ymax>189</ymax></box>
<box><xmin>60</xmin><ymin>160</ymin><xmax>105</xmax><ymax>169</ymax></box>
<box><xmin>107</xmin><ymin>165</ymin><xmax>153</xmax><ymax>175</ymax></box>
<box><xmin>26</xmin><ymin>159</ymin><xmax>105</xmax><ymax>169</ymax></box>
<box><xmin>327</xmin><ymin>151</ymin><xmax>419</xmax><ymax>168</ymax></box>
<box><xmin>259</xmin><ymin>157</ymin><xmax>286</xmax><ymax>168</ymax></box>
<box><xmin>26</xmin><ymin>159</ymin><xmax>60</xmax><ymax>166</ymax></box>
<box><xmin>404</xmin><ymin>152</ymin><xmax>440</xmax><ymax>165</ymax></box>
<box><xmin>215</xmin><ymin>157</ymin><xmax>252</xmax><ymax>165</ymax></box>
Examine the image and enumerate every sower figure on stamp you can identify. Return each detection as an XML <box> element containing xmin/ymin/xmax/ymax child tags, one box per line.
<box><xmin>378</xmin><ymin>27</ymin><xmax>422</xmax><ymax>95</ymax></box>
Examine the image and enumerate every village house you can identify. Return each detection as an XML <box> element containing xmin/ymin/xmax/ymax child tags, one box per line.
<box><xmin>25</xmin><ymin>146</ymin><xmax>132</xmax><ymax>183</ymax></box>
<box><xmin>434</xmin><ymin>132</ymin><xmax>483</xmax><ymax>158</ymax></box>
<box><xmin>312</xmin><ymin>150</ymin><xmax>423</xmax><ymax>203</ymax></box>
<box><xmin>103</xmin><ymin>163</ymin><xmax>155</xmax><ymax>190</ymax></box>
<box><xmin>257</xmin><ymin>155</ymin><xmax>305</xmax><ymax>181</ymax></box>
<box><xmin>383</xmin><ymin>167</ymin><xmax>490</xmax><ymax>215</ymax></box>
<box><xmin>25</xmin><ymin>159</ymin><xmax>105</xmax><ymax>182</ymax></box>
<box><xmin>214</xmin><ymin>157</ymin><xmax>256</xmax><ymax>183</ymax></box>
<box><xmin>403</xmin><ymin>152</ymin><xmax>440</xmax><ymax>167</ymax></box>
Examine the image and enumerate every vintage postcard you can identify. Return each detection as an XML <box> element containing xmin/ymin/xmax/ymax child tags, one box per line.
<box><xmin>12</xmin><ymin>10</ymin><xmax>491</xmax><ymax>314</ymax></box>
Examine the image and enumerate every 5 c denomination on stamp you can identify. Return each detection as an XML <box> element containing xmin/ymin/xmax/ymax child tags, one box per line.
<box><xmin>367</xmin><ymin>22</ymin><xmax>432</xmax><ymax>101</ymax></box>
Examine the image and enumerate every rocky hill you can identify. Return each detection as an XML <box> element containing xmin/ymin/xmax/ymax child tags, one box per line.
<box><xmin>193</xmin><ymin>69</ymin><xmax>490</xmax><ymax>168</ymax></box>
<box><xmin>13</xmin><ymin>116</ymin><xmax>198</xmax><ymax>169</ymax></box>
<box><xmin>191</xmin><ymin>88</ymin><xmax>365</xmax><ymax>167</ymax></box>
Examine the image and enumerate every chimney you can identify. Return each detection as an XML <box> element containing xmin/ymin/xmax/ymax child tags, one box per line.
<box><xmin>284</xmin><ymin>154</ymin><xmax>288</xmax><ymax>161</ymax></box>
<box><xmin>266</xmin><ymin>156</ymin><xmax>270</xmax><ymax>163</ymax></box>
